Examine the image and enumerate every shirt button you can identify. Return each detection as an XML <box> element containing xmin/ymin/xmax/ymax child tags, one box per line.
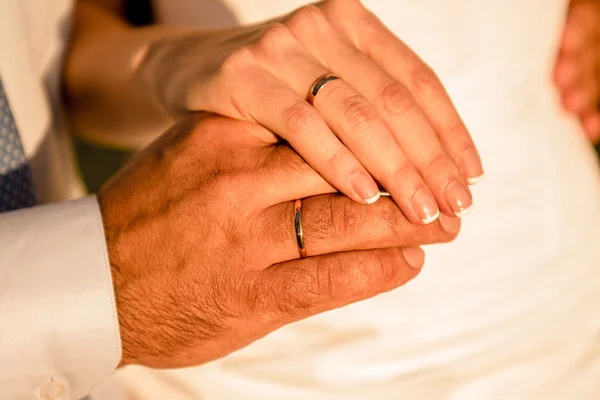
<box><xmin>39</xmin><ymin>380</ymin><xmax>67</xmax><ymax>399</ymax></box>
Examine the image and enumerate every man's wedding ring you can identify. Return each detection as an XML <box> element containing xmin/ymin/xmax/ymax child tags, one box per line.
<box><xmin>294</xmin><ymin>199</ymin><xmax>308</xmax><ymax>259</ymax></box>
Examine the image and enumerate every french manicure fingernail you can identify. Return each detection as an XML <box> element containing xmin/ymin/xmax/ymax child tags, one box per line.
<box><xmin>402</xmin><ymin>247</ymin><xmax>424</xmax><ymax>269</ymax></box>
<box><xmin>438</xmin><ymin>213</ymin><xmax>461</xmax><ymax>234</ymax></box>
<box><xmin>467</xmin><ymin>174</ymin><xmax>486</xmax><ymax>185</ymax></box>
<box><xmin>461</xmin><ymin>149</ymin><xmax>485</xmax><ymax>185</ymax></box>
<box><xmin>412</xmin><ymin>187</ymin><xmax>440</xmax><ymax>224</ymax></box>
<box><xmin>444</xmin><ymin>181</ymin><xmax>474</xmax><ymax>217</ymax></box>
<box><xmin>350</xmin><ymin>172</ymin><xmax>380</xmax><ymax>204</ymax></box>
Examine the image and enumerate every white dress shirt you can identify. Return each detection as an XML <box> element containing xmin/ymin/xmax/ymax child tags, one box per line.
<box><xmin>0</xmin><ymin>1</ymin><xmax>121</xmax><ymax>399</ymax></box>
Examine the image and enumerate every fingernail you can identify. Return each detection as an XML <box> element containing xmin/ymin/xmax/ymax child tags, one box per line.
<box><xmin>350</xmin><ymin>172</ymin><xmax>380</xmax><ymax>204</ymax></box>
<box><xmin>412</xmin><ymin>187</ymin><xmax>440</xmax><ymax>224</ymax></box>
<box><xmin>438</xmin><ymin>213</ymin><xmax>461</xmax><ymax>234</ymax></box>
<box><xmin>444</xmin><ymin>181</ymin><xmax>474</xmax><ymax>217</ymax></box>
<box><xmin>402</xmin><ymin>247</ymin><xmax>424</xmax><ymax>269</ymax></box>
<box><xmin>461</xmin><ymin>149</ymin><xmax>485</xmax><ymax>185</ymax></box>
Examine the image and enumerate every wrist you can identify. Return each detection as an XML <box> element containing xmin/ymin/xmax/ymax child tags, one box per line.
<box><xmin>134</xmin><ymin>27</ymin><xmax>204</xmax><ymax>117</ymax></box>
<box><xmin>97</xmin><ymin>192</ymin><xmax>138</xmax><ymax>367</ymax></box>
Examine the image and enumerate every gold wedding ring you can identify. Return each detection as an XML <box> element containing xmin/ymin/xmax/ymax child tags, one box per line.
<box><xmin>294</xmin><ymin>199</ymin><xmax>308</xmax><ymax>259</ymax></box>
<box><xmin>307</xmin><ymin>73</ymin><xmax>340</xmax><ymax>104</ymax></box>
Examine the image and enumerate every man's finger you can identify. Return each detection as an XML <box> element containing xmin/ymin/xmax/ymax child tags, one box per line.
<box><xmin>258</xmin><ymin>247</ymin><xmax>424</xmax><ymax>323</ymax></box>
<box><xmin>258</xmin><ymin>194</ymin><xmax>460</xmax><ymax>265</ymax></box>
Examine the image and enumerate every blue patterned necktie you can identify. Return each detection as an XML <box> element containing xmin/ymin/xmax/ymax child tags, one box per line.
<box><xmin>0</xmin><ymin>78</ymin><xmax>37</xmax><ymax>212</ymax></box>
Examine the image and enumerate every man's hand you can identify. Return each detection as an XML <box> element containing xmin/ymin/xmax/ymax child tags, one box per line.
<box><xmin>555</xmin><ymin>0</ymin><xmax>600</xmax><ymax>142</ymax></box>
<box><xmin>98</xmin><ymin>113</ymin><xmax>460</xmax><ymax>369</ymax></box>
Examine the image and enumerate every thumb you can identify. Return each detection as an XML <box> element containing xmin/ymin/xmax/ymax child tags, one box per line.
<box><xmin>258</xmin><ymin>247</ymin><xmax>424</xmax><ymax>323</ymax></box>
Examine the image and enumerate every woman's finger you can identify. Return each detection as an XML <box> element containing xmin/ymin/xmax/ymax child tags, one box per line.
<box><xmin>307</xmin><ymin>78</ymin><xmax>444</xmax><ymax>222</ymax></box>
<box><xmin>248</xmin><ymin>22</ymin><xmax>451</xmax><ymax>223</ymax></box>
<box><xmin>319</xmin><ymin>1</ymin><xmax>485</xmax><ymax>184</ymax></box>
<box><xmin>253</xmin><ymin>20</ymin><xmax>445</xmax><ymax>223</ymax></box>
<box><xmin>251</xmin><ymin>78</ymin><xmax>382</xmax><ymax>205</ymax></box>
<box><xmin>290</xmin><ymin>20</ymin><xmax>474</xmax><ymax>217</ymax></box>
<box><xmin>233</xmin><ymin>65</ymin><xmax>382</xmax><ymax>206</ymax></box>
<box><xmin>189</xmin><ymin>33</ymin><xmax>385</xmax><ymax>205</ymax></box>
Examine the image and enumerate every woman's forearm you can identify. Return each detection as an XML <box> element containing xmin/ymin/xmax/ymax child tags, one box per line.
<box><xmin>64</xmin><ymin>1</ymin><xmax>189</xmax><ymax>148</ymax></box>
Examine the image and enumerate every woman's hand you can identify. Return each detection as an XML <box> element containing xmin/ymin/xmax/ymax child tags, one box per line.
<box><xmin>138</xmin><ymin>0</ymin><xmax>484</xmax><ymax>224</ymax></box>
<box><xmin>555</xmin><ymin>0</ymin><xmax>600</xmax><ymax>142</ymax></box>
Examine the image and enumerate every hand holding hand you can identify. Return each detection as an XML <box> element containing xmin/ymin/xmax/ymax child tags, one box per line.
<box><xmin>138</xmin><ymin>0</ymin><xmax>484</xmax><ymax>225</ymax></box>
<box><xmin>98</xmin><ymin>113</ymin><xmax>460</xmax><ymax>368</ymax></box>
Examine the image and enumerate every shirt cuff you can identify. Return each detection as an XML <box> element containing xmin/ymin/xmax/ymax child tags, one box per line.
<box><xmin>0</xmin><ymin>196</ymin><xmax>121</xmax><ymax>400</ymax></box>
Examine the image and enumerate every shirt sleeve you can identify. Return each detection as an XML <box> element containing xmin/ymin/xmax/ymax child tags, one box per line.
<box><xmin>0</xmin><ymin>196</ymin><xmax>121</xmax><ymax>400</ymax></box>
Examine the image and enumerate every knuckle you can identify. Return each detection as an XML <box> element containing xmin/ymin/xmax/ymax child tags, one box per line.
<box><xmin>443</xmin><ymin>121</ymin><xmax>470</xmax><ymax>144</ymax></box>
<box><xmin>290</xmin><ymin>4</ymin><xmax>327</xmax><ymax>25</ymax></box>
<box><xmin>372</xmin><ymin>249</ymin><xmax>403</xmax><ymax>283</ymax></box>
<box><xmin>346</xmin><ymin>0</ymin><xmax>366</xmax><ymax>11</ymax></box>
<box><xmin>339</xmin><ymin>94</ymin><xmax>379</xmax><ymax>133</ymax></box>
<box><xmin>324</xmin><ymin>147</ymin><xmax>349</xmax><ymax>172</ymax></box>
<box><xmin>258</xmin><ymin>203</ymin><xmax>295</xmax><ymax>250</ymax></box>
<box><xmin>332</xmin><ymin>196</ymin><xmax>360</xmax><ymax>239</ymax></box>
<box><xmin>220</xmin><ymin>47</ymin><xmax>254</xmax><ymax>75</ymax></box>
<box><xmin>410</xmin><ymin>64</ymin><xmax>441</xmax><ymax>94</ymax></box>
<box><xmin>304</xmin><ymin>196</ymin><xmax>337</xmax><ymax>242</ymax></box>
<box><xmin>425</xmin><ymin>152</ymin><xmax>456</xmax><ymax>178</ymax></box>
<box><xmin>279</xmin><ymin>266</ymin><xmax>321</xmax><ymax>312</ymax></box>
<box><xmin>380</xmin><ymin>82</ymin><xmax>414</xmax><ymax>117</ymax></box>
<box><xmin>239</xmin><ymin>273</ymin><xmax>265</xmax><ymax>314</ymax></box>
<box><xmin>315</xmin><ymin>258</ymin><xmax>337</xmax><ymax>301</ymax></box>
<box><xmin>285</xmin><ymin>4</ymin><xmax>332</xmax><ymax>38</ymax></box>
<box><xmin>312</xmin><ymin>196</ymin><xmax>360</xmax><ymax>243</ymax></box>
<box><xmin>327</xmin><ymin>0</ymin><xmax>364</xmax><ymax>14</ymax></box>
<box><xmin>320</xmin><ymin>0</ymin><xmax>371</xmax><ymax>44</ymax></box>
<box><xmin>391</xmin><ymin>162</ymin><xmax>419</xmax><ymax>186</ymax></box>
<box><xmin>259</xmin><ymin>23</ymin><xmax>295</xmax><ymax>51</ymax></box>
<box><xmin>314</xmin><ymin>253</ymin><xmax>379</xmax><ymax>302</ymax></box>
<box><xmin>378</xmin><ymin>198</ymin><xmax>409</xmax><ymax>236</ymax></box>
<box><xmin>281</xmin><ymin>101</ymin><xmax>316</xmax><ymax>135</ymax></box>
<box><xmin>261</xmin><ymin>144</ymin><xmax>309</xmax><ymax>175</ymax></box>
<box><xmin>339</xmin><ymin>251</ymin><xmax>400</xmax><ymax>297</ymax></box>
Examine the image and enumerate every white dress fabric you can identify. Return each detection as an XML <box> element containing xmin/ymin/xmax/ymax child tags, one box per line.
<box><xmin>93</xmin><ymin>0</ymin><xmax>600</xmax><ymax>399</ymax></box>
